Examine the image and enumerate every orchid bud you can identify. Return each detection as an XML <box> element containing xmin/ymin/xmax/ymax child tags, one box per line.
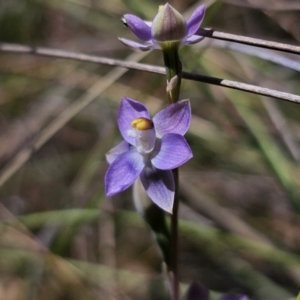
<box><xmin>152</xmin><ymin>4</ymin><xmax>187</xmax><ymax>47</ymax></box>
<box><xmin>119</xmin><ymin>4</ymin><xmax>206</xmax><ymax>51</ymax></box>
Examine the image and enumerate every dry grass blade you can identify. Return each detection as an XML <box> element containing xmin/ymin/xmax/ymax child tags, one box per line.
<box><xmin>0</xmin><ymin>43</ymin><xmax>299</xmax><ymax>104</ymax></box>
<box><xmin>0</xmin><ymin>51</ymin><xmax>147</xmax><ymax>188</ymax></box>
<box><xmin>180</xmin><ymin>175</ymin><xmax>272</xmax><ymax>245</ymax></box>
<box><xmin>262</xmin><ymin>98</ymin><xmax>300</xmax><ymax>163</ymax></box>
<box><xmin>0</xmin><ymin>203</ymin><xmax>97</xmax><ymax>300</ymax></box>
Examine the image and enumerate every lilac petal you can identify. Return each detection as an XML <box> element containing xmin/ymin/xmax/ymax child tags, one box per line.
<box><xmin>219</xmin><ymin>295</ymin><xmax>249</xmax><ymax>300</ymax></box>
<box><xmin>123</xmin><ymin>14</ymin><xmax>152</xmax><ymax>41</ymax></box>
<box><xmin>153</xmin><ymin>99</ymin><xmax>191</xmax><ymax>138</ymax></box>
<box><xmin>151</xmin><ymin>133</ymin><xmax>192</xmax><ymax>170</ymax></box>
<box><xmin>106</xmin><ymin>141</ymin><xmax>130</xmax><ymax>164</ymax></box>
<box><xmin>140</xmin><ymin>165</ymin><xmax>174</xmax><ymax>213</ymax></box>
<box><xmin>118</xmin><ymin>38</ymin><xmax>153</xmax><ymax>51</ymax></box>
<box><xmin>105</xmin><ymin>149</ymin><xmax>145</xmax><ymax>196</ymax></box>
<box><xmin>186</xmin><ymin>5</ymin><xmax>206</xmax><ymax>36</ymax></box>
<box><xmin>185</xmin><ymin>34</ymin><xmax>205</xmax><ymax>45</ymax></box>
<box><xmin>118</xmin><ymin>97</ymin><xmax>150</xmax><ymax>145</ymax></box>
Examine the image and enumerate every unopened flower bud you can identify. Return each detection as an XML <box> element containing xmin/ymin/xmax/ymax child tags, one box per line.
<box><xmin>152</xmin><ymin>3</ymin><xmax>187</xmax><ymax>46</ymax></box>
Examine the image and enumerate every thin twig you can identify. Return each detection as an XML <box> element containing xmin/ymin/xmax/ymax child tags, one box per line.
<box><xmin>223</xmin><ymin>44</ymin><xmax>300</xmax><ymax>164</ymax></box>
<box><xmin>0</xmin><ymin>43</ymin><xmax>300</xmax><ymax>104</ymax></box>
<box><xmin>197</xmin><ymin>28</ymin><xmax>300</xmax><ymax>55</ymax></box>
<box><xmin>181</xmin><ymin>72</ymin><xmax>300</xmax><ymax>104</ymax></box>
<box><xmin>0</xmin><ymin>43</ymin><xmax>159</xmax><ymax>74</ymax></box>
<box><xmin>223</xmin><ymin>0</ymin><xmax>300</xmax><ymax>10</ymax></box>
<box><xmin>207</xmin><ymin>40</ymin><xmax>300</xmax><ymax>72</ymax></box>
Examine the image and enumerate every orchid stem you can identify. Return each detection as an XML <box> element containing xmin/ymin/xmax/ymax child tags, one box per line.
<box><xmin>163</xmin><ymin>46</ymin><xmax>182</xmax><ymax>300</ymax></box>
<box><xmin>163</xmin><ymin>47</ymin><xmax>182</xmax><ymax>104</ymax></box>
<box><xmin>171</xmin><ymin>168</ymin><xmax>179</xmax><ymax>300</ymax></box>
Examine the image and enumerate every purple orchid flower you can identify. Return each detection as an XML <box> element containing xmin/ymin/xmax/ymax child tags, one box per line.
<box><xmin>119</xmin><ymin>3</ymin><xmax>206</xmax><ymax>51</ymax></box>
<box><xmin>105</xmin><ymin>97</ymin><xmax>192</xmax><ymax>213</ymax></box>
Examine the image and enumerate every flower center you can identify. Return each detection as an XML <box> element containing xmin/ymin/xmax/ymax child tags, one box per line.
<box><xmin>131</xmin><ymin>117</ymin><xmax>154</xmax><ymax>130</ymax></box>
<box><xmin>131</xmin><ymin>117</ymin><xmax>156</xmax><ymax>154</ymax></box>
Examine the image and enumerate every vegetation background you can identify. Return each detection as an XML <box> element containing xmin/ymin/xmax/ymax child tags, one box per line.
<box><xmin>0</xmin><ymin>0</ymin><xmax>300</xmax><ymax>299</ymax></box>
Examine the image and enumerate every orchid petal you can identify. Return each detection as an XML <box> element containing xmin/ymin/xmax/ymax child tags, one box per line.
<box><xmin>123</xmin><ymin>14</ymin><xmax>152</xmax><ymax>41</ymax></box>
<box><xmin>151</xmin><ymin>133</ymin><xmax>192</xmax><ymax>170</ymax></box>
<box><xmin>118</xmin><ymin>97</ymin><xmax>150</xmax><ymax>146</ymax></box>
<box><xmin>118</xmin><ymin>38</ymin><xmax>153</xmax><ymax>51</ymax></box>
<box><xmin>106</xmin><ymin>141</ymin><xmax>130</xmax><ymax>164</ymax></box>
<box><xmin>187</xmin><ymin>5</ymin><xmax>206</xmax><ymax>36</ymax></box>
<box><xmin>140</xmin><ymin>165</ymin><xmax>174</xmax><ymax>213</ymax></box>
<box><xmin>105</xmin><ymin>149</ymin><xmax>145</xmax><ymax>196</ymax></box>
<box><xmin>219</xmin><ymin>295</ymin><xmax>249</xmax><ymax>300</ymax></box>
<box><xmin>185</xmin><ymin>35</ymin><xmax>205</xmax><ymax>45</ymax></box>
<box><xmin>153</xmin><ymin>99</ymin><xmax>191</xmax><ymax>138</ymax></box>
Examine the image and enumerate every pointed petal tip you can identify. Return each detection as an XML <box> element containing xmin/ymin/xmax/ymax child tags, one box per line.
<box><xmin>105</xmin><ymin>181</ymin><xmax>115</xmax><ymax>197</ymax></box>
<box><xmin>159</xmin><ymin>202</ymin><xmax>174</xmax><ymax>214</ymax></box>
<box><xmin>105</xmin><ymin>190</ymin><xmax>114</xmax><ymax>197</ymax></box>
<box><xmin>185</xmin><ymin>35</ymin><xmax>205</xmax><ymax>45</ymax></box>
<box><xmin>122</xmin><ymin>14</ymin><xmax>152</xmax><ymax>41</ymax></box>
<box><xmin>179</xmin><ymin>98</ymin><xmax>190</xmax><ymax>105</ymax></box>
<box><xmin>163</xmin><ymin>3</ymin><xmax>176</xmax><ymax>11</ymax></box>
<box><xmin>141</xmin><ymin>167</ymin><xmax>175</xmax><ymax>213</ymax></box>
<box><xmin>167</xmin><ymin>207</ymin><xmax>173</xmax><ymax>214</ymax></box>
<box><xmin>118</xmin><ymin>37</ymin><xmax>153</xmax><ymax>52</ymax></box>
<box><xmin>153</xmin><ymin>99</ymin><xmax>192</xmax><ymax>137</ymax></box>
<box><xmin>119</xmin><ymin>96</ymin><xmax>149</xmax><ymax>111</ymax></box>
<box><xmin>187</xmin><ymin>4</ymin><xmax>206</xmax><ymax>36</ymax></box>
<box><xmin>105</xmin><ymin>181</ymin><xmax>125</xmax><ymax>197</ymax></box>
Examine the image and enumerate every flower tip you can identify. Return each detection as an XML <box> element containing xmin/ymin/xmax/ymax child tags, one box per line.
<box><xmin>105</xmin><ymin>181</ymin><xmax>115</xmax><ymax>197</ymax></box>
<box><xmin>180</xmin><ymin>98</ymin><xmax>190</xmax><ymax>105</ymax></box>
<box><xmin>120</xmin><ymin>96</ymin><xmax>133</xmax><ymax>106</ymax></box>
<box><xmin>121</xmin><ymin>16</ymin><xmax>128</xmax><ymax>27</ymax></box>
<box><xmin>152</xmin><ymin>2</ymin><xmax>187</xmax><ymax>44</ymax></box>
<box><xmin>167</xmin><ymin>207</ymin><xmax>173</xmax><ymax>214</ymax></box>
<box><xmin>118</xmin><ymin>37</ymin><xmax>152</xmax><ymax>52</ymax></box>
<box><xmin>186</xmin><ymin>4</ymin><xmax>206</xmax><ymax>37</ymax></box>
<box><xmin>105</xmin><ymin>187</ymin><xmax>113</xmax><ymax>197</ymax></box>
<box><xmin>106</xmin><ymin>189</ymin><xmax>121</xmax><ymax>198</ymax></box>
<box><xmin>160</xmin><ymin>203</ymin><xmax>173</xmax><ymax>214</ymax></box>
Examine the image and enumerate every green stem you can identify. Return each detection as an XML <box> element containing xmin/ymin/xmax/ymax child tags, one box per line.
<box><xmin>162</xmin><ymin>47</ymin><xmax>182</xmax><ymax>104</ymax></box>
<box><xmin>170</xmin><ymin>168</ymin><xmax>179</xmax><ymax>300</ymax></box>
<box><xmin>163</xmin><ymin>46</ymin><xmax>182</xmax><ymax>300</ymax></box>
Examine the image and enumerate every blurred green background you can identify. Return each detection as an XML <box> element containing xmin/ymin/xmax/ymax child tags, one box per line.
<box><xmin>0</xmin><ymin>0</ymin><xmax>300</xmax><ymax>299</ymax></box>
